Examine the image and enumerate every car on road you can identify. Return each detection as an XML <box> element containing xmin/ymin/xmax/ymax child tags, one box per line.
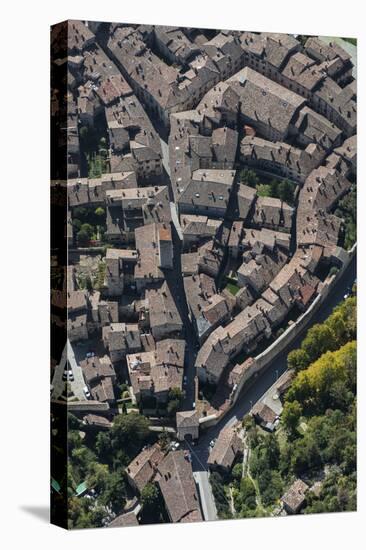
<box><xmin>63</xmin><ymin>368</ymin><xmax>74</xmax><ymax>381</ymax></box>
<box><xmin>83</xmin><ymin>386</ymin><xmax>91</xmax><ymax>399</ymax></box>
<box><xmin>183</xmin><ymin>375</ymin><xmax>188</xmax><ymax>385</ymax></box>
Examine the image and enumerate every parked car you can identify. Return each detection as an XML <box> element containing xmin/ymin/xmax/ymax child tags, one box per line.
<box><xmin>63</xmin><ymin>368</ymin><xmax>74</xmax><ymax>381</ymax></box>
<box><xmin>86</xmin><ymin>351</ymin><xmax>95</xmax><ymax>359</ymax></box>
<box><xmin>83</xmin><ymin>386</ymin><xmax>91</xmax><ymax>399</ymax></box>
<box><xmin>209</xmin><ymin>438</ymin><xmax>217</xmax><ymax>449</ymax></box>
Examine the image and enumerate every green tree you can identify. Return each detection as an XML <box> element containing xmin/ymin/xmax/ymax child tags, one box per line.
<box><xmin>68</xmin><ymin>413</ymin><xmax>82</xmax><ymax>431</ymax></box>
<box><xmin>168</xmin><ymin>387</ymin><xmax>184</xmax><ymax>402</ymax></box>
<box><xmin>237</xmin><ymin>476</ymin><xmax>257</xmax><ymax>511</ymax></box>
<box><xmin>266</xmin><ymin>433</ymin><xmax>281</xmax><ymax>469</ymax></box>
<box><xmin>111</xmin><ymin>412</ymin><xmax>150</xmax><ymax>456</ymax></box>
<box><xmin>290</xmin><ymin>436</ymin><xmax>321</xmax><ymax>475</ymax></box>
<box><xmin>158</xmin><ymin>429</ymin><xmax>170</xmax><ymax>451</ymax></box>
<box><xmin>80</xmin><ymin>223</ymin><xmax>94</xmax><ymax>237</ymax></box>
<box><xmin>95</xmin><ymin>431</ymin><xmax>112</xmax><ymax>463</ymax></box>
<box><xmin>242</xmin><ymin>414</ymin><xmax>255</xmax><ymax>431</ymax></box>
<box><xmin>85</xmin><ymin>276</ymin><xmax>93</xmax><ymax>292</ymax></box>
<box><xmin>73</xmin><ymin>206</ymin><xmax>88</xmax><ymax>218</ymax></box>
<box><xmin>240</xmin><ymin>169</ymin><xmax>259</xmax><ymax>188</ymax></box>
<box><xmin>326</xmin><ymin>311</ymin><xmax>348</xmax><ymax>345</ymax></box>
<box><xmin>95</xmin><ymin>207</ymin><xmax>105</xmax><ymax>217</ymax></box>
<box><xmin>301</xmin><ymin>324</ymin><xmax>337</xmax><ymax>363</ymax></box>
<box><xmin>281</xmin><ymin>400</ymin><xmax>302</xmax><ymax>436</ymax></box>
<box><xmin>167</xmin><ymin>399</ymin><xmax>180</xmax><ymax>416</ymax></box>
<box><xmin>210</xmin><ymin>472</ymin><xmax>232</xmax><ymax>519</ymax></box>
<box><xmin>287</xmin><ymin>348</ymin><xmax>310</xmax><ymax>372</ymax></box>
<box><xmin>167</xmin><ymin>387</ymin><xmax>184</xmax><ymax>416</ymax></box>
<box><xmin>86</xmin><ymin>462</ymin><xmax>109</xmax><ymax>493</ymax></box>
<box><xmin>77</xmin><ymin>223</ymin><xmax>94</xmax><ymax>246</ymax></box>
<box><xmin>77</xmin><ymin>229</ymin><xmax>90</xmax><ymax>246</ymax></box>
<box><xmin>99</xmin><ymin>471</ymin><xmax>127</xmax><ymax>514</ymax></box>
<box><xmin>71</xmin><ymin>446</ymin><xmax>96</xmax><ymax>479</ymax></box>
<box><xmin>72</xmin><ymin>218</ymin><xmax>82</xmax><ymax>231</ymax></box>
<box><xmin>269</xmin><ymin>179</ymin><xmax>280</xmax><ymax>198</ymax></box>
<box><xmin>260</xmin><ymin>470</ymin><xmax>283</xmax><ymax>506</ymax></box>
<box><xmin>231</xmin><ymin>463</ymin><xmax>243</xmax><ymax>483</ymax></box>
<box><xmin>141</xmin><ymin>483</ymin><xmax>160</xmax><ymax>508</ymax></box>
<box><xmin>286</xmin><ymin>341</ymin><xmax>356</xmax><ymax>415</ymax></box>
<box><xmin>68</xmin><ymin>497</ymin><xmax>92</xmax><ymax>529</ymax></box>
<box><xmin>277</xmin><ymin>179</ymin><xmax>295</xmax><ymax>204</ymax></box>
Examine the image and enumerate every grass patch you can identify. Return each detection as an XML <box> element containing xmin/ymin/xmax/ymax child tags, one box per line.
<box><xmin>226</xmin><ymin>282</ymin><xmax>240</xmax><ymax>296</ymax></box>
<box><xmin>224</xmin><ymin>276</ymin><xmax>240</xmax><ymax>296</ymax></box>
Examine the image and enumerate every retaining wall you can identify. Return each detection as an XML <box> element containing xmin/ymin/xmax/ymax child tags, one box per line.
<box><xmin>199</xmin><ymin>244</ymin><xmax>356</xmax><ymax>430</ymax></box>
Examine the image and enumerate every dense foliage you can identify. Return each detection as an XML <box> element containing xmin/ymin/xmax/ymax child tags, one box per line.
<box><xmin>239</xmin><ymin>169</ymin><xmax>296</xmax><ymax>205</ymax></box>
<box><xmin>210</xmin><ymin>471</ymin><xmax>232</xmax><ymax>519</ymax></box>
<box><xmin>216</xmin><ymin>295</ymin><xmax>356</xmax><ymax>518</ymax></box>
<box><xmin>72</xmin><ymin>206</ymin><xmax>107</xmax><ymax>247</ymax></box>
<box><xmin>67</xmin><ymin>412</ymin><xmax>152</xmax><ymax>529</ymax></box>
<box><xmin>79</xmin><ymin>124</ymin><xmax>109</xmax><ymax>178</ymax></box>
<box><xmin>286</xmin><ymin>341</ymin><xmax>356</xmax><ymax>416</ymax></box>
<box><xmin>287</xmin><ymin>295</ymin><xmax>356</xmax><ymax>372</ymax></box>
<box><xmin>335</xmin><ymin>185</ymin><xmax>356</xmax><ymax>250</ymax></box>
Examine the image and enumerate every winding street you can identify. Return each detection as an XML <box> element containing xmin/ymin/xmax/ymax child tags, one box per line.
<box><xmin>157</xmin><ymin>114</ymin><xmax>357</xmax><ymax>524</ymax></box>
<box><xmin>185</xmin><ymin>253</ymin><xmax>356</xmax><ymax>517</ymax></box>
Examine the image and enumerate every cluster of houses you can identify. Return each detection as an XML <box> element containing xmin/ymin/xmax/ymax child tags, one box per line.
<box><xmin>164</xmin><ymin>33</ymin><xmax>356</xmax><ymax>392</ymax></box>
<box><xmin>51</xmin><ymin>21</ymin><xmax>356</xmax><ymax>525</ymax></box>
<box><xmin>108</xmin><ymin>444</ymin><xmax>202</xmax><ymax>526</ymax></box>
<box><xmin>108</xmin><ymin>418</ymin><xmax>246</xmax><ymax>527</ymax></box>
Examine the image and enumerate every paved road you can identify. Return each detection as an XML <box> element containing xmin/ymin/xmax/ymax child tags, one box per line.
<box><xmin>160</xmin><ymin>137</ymin><xmax>171</xmax><ymax>177</ymax></box>
<box><xmin>158</xmin><ymin>134</ymin><xmax>197</xmax><ymax>408</ymax></box>
<box><xmin>170</xmin><ymin>201</ymin><xmax>183</xmax><ymax>241</ymax></box>
<box><xmin>51</xmin><ymin>340</ymin><xmax>68</xmax><ymax>400</ymax></box>
<box><xmin>51</xmin><ymin>339</ymin><xmax>87</xmax><ymax>401</ymax></box>
<box><xmin>189</xmin><ymin>254</ymin><xmax>356</xmax><ymax>474</ymax></box>
<box><xmin>183</xmin><ymin>437</ymin><xmax>218</xmax><ymax>521</ymax></box>
<box><xmin>163</xmin><ymin>225</ymin><xmax>199</xmax><ymax>410</ymax></box>
<box><xmin>193</xmin><ymin>470</ymin><xmax>218</xmax><ymax>521</ymax></box>
<box><xmin>68</xmin><ymin>340</ymin><xmax>88</xmax><ymax>400</ymax></box>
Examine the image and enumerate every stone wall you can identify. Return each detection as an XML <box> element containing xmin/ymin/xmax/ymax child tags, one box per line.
<box><xmin>232</xmin><ymin>243</ymin><xmax>356</xmax><ymax>404</ymax></box>
<box><xmin>198</xmin><ymin>243</ymin><xmax>356</xmax><ymax>430</ymax></box>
